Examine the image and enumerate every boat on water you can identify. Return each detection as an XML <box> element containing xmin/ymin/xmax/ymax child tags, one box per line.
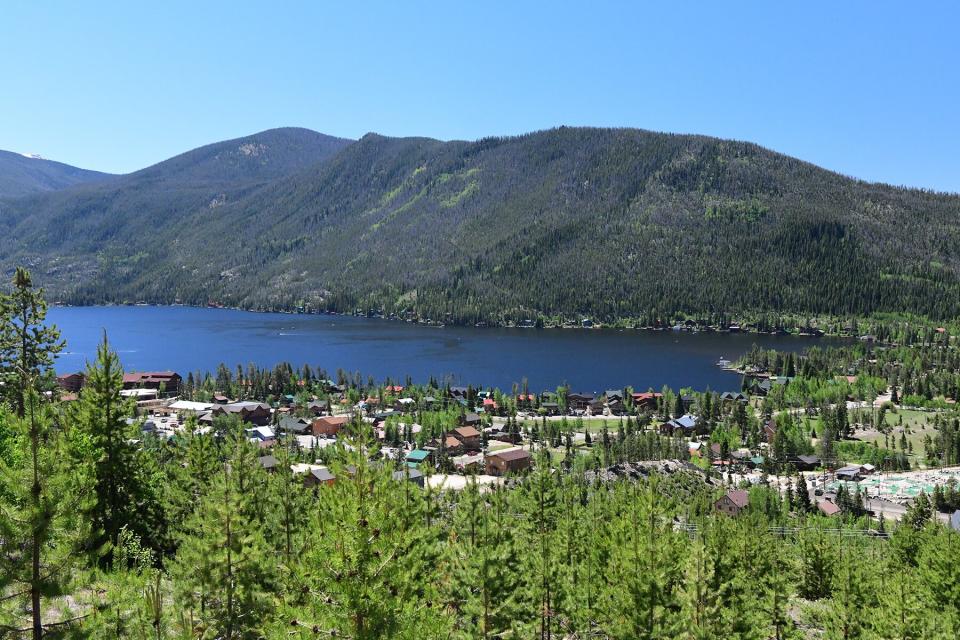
<box><xmin>716</xmin><ymin>356</ymin><xmax>732</xmax><ymax>368</ymax></box>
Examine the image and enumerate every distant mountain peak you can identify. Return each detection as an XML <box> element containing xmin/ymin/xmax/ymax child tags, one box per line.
<box><xmin>0</xmin><ymin>149</ymin><xmax>112</xmax><ymax>198</ymax></box>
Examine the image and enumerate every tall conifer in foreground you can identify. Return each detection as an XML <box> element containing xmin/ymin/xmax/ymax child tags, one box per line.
<box><xmin>74</xmin><ymin>334</ymin><xmax>161</xmax><ymax>557</ymax></box>
<box><xmin>0</xmin><ymin>267</ymin><xmax>64</xmax><ymax>418</ymax></box>
<box><xmin>0</xmin><ymin>390</ymin><xmax>96</xmax><ymax>639</ymax></box>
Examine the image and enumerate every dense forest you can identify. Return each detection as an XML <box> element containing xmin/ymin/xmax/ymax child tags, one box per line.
<box><xmin>2</xmin><ymin>126</ymin><xmax>960</xmax><ymax>324</ymax></box>
<box><xmin>3</xmin><ymin>272</ymin><xmax>960</xmax><ymax>638</ymax></box>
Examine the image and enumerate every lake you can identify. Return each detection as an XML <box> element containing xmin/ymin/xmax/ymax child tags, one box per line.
<box><xmin>47</xmin><ymin>306</ymin><xmax>849</xmax><ymax>393</ymax></box>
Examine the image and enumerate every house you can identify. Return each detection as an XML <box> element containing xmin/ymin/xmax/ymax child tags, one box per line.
<box><xmin>659</xmin><ymin>414</ymin><xmax>697</xmax><ymax>435</ymax></box>
<box><xmin>122</xmin><ymin>371</ymin><xmax>182</xmax><ymax>394</ymax></box>
<box><xmin>719</xmin><ymin>391</ymin><xmax>748</xmax><ymax>404</ymax></box>
<box><xmin>951</xmin><ymin>510</ymin><xmax>960</xmax><ymax>532</ymax></box>
<box><xmin>392</xmin><ymin>467</ymin><xmax>425</xmax><ymax>487</ymax></box>
<box><xmin>306</xmin><ymin>467</ymin><xmax>336</xmax><ymax>487</ymax></box>
<box><xmin>461</xmin><ymin>412</ymin><xmax>482</xmax><ymax>427</ymax></box>
<box><xmin>540</xmin><ymin>402</ymin><xmax>560</xmax><ymax>416</ymax></box>
<box><xmin>245</xmin><ymin>425</ymin><xmax>275</xmax><ymax>443</ymax></box>
<box><xmin>305</xmin><ymin>399</ymin><xmax>328</xmax><ymax>415</ymax></box>
<box><xmin>258</xmin><ymin>455</ymin><xmax>278</xmax><ymax>472</ymax></box>
<box><xmin>688</xmin><ymin>441</ymin><xmax>703</xmax><ymax>457</ymax></box>
<box><xmin>631</xmin><ymin>392</ymin><xmax>663</xmax><ymax>410</ymax></box>
<box><xmin>794</xmin><ymin>455</ymin><xmax>821</xmax><ymax>471</ymax></box>
<box><xmin>482</xmin><ymin>397</ymin><xmax>499</xmax><ymax>412</ymax></box>
<box><xmin>169</xmin><ymin>400</ymin><xmax>214</xmax><ymax>414</ymax></box>
<box><xmin>748</xmin><ymin>377</ymin><xmax>790</xmax><ymax>397</ymax></box>
<box><xmin>516</xmin><ymin>393</ymin><xmax>536</xmax><ymax>408</ymax></box>
<box><xmin>406</xmin><ymin>449</ymin><xmax>432</xmax><ymax>466</ymax></box>
<box><xmin>443</xmin><ymin>436</ymin><xmax>464</xmax><ymax>455</ymax></box>
<box><xmin>604</xmin><ymin>390</ymin><xmax>624</xmax><ymax>403</ymax></box>
<box><xmin>715</xmin><ymin>490</ymin><xmax>750</xmax><ymax>516</ymax></box>
<box><xmin>290</xmin><ymin>463</ymin><xmax>335</xmax><ymax>487</ymax></box>
<box><xmin>606</xmin><ymin>397</ymin><xmax>627</xmax><ymax>416</ymax></box>
<box><xmin>278</xmin><ymin>415</ymin><xmax>312</xmax><ymax>435</ymax></box>
<box><xmin>835</xmin><ymin>466</ymin><xmax>863</xmax><ymax>482</ymax></box>
<box><xmin>817</xmin><ymin>500</ymin><xmax>841</xmax><ymax>517</ymax></box>
<box><xmin>763</xmin><ymin>419</ymin><xmax>777</xmax><ymax>443</ymax></box>
<box><xmin>212</xmin><ymin>401</ymin><xmax>272</xmax><ymax>425</ymax></box>
<box><xmin>567</xmin><ymin>392</ymin><xmax>594</xmax><ymax>411</ymax></box>
<box><xmin>449</xmin><ymin>386</ymin><xmax>469</xmax><ymax>399</ymax></box>
<box><xmin>452</xmin><ymin>453</ymin><xmax>484</xmax><ymax>472</ymax></box>
<box><xmin>212</xmin><ymin>394</ymin><xmax>230</xmax><ymax>405</ymax></box>
<box><xmin>56</xmin><ymin>372</ymin><xmax>85</xmax><ymax>393</ymax></box>
<box><xmin>588</xmin><ymin>397</ymin><xmax>606</xmax><ymax>414</ymax></box>
<box><xmin>452</xmin><ymin>426</ymin><xmax>482</xmax><ymax>450</ymax></box>
<box><xmin>485</xmin><ymin>449</ymin><xmax>532</xmax><ymax>476</ymax></box>
<box><xmin>312</xmin><ymin>415</ymin><xmax>350</xmax><ymax>437</ymax></box>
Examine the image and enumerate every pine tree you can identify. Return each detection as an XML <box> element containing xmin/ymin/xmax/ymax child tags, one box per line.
<box><xmin>0</xmin><ymin>267</ymin><xmax>65</xmax><ymax>418</ymax></box>
<box><xmin>445</xmin><ymin>481</ymin><xmax>520</xmax><ymax>639</ymax></box>
<box><xmin>822</xmin><ymin>544</ymin><xmax>870</xmax><ymax>640</ymax></box>
<box><xmin>798</xmin><ymin>527</ymin><xmax>835</xmax><ymax>600</ymax></box>
<box><xmin>73</xmin><ymin>334</ymin><xmax>161</xmax><ymax>556</ymax></box>
<box><xmin>0</xmin><ymin>390</ymin><xmax>96</xmax><ymax>638</ymax></box>
<box><xmin>870</xmin><ymin>566</ymin><xmax>937</xmax><ymax>640</ymax></box>
<box><xmin>172</xmin><ymin>435</ymin><xmax>273</xmax><ymax>639</ymax></box>
<box><xmin>602</xmin><ymin>479</ymin><xmax>684</xmax><ymax>639</ymax></box>
<box><xmin>286</xmin><ymin>425</ymin><xmax>450</xmax><ymax>639</ymax></box>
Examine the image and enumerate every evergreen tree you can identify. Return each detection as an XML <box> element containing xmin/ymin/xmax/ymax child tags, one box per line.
<box><xmin>73</xmin><ymin>334</ymin><xmax>161</xmax><ymax>555</ymax></box>
<box><xmin>0</xmin><ymin>390</ymin><xmax>96</xmax><ymax>638</ymax></box>
<box><xmin>286</xmin><ymin>427</ymin><xmax>449</xmax><ymax>639</ymax></box>
<box><xmin>603</xmin><ymin>480</ymin><xmax>684</xmax><ymax>639</ymax></box>
<box><xmin>172</xmin><ymin>435</ymin><xmax>273</xmax><ymax>639</ymax></box>
<box><xmin>0</xmin><ymin>267</ymin><xmax>64</xmax><ymax>418</ymax></box>
<box><xmin>822</xmin><ymin>545</ymin><xmax>870</xmax><ymax>640</ymax></box>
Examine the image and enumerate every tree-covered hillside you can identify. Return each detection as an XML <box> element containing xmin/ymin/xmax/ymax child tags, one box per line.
<box><xmin>0</xmin><ymin>150</ymin><xmax>112</xmax><ymax>198</ymax></box>
<box><xmin>2</xmin><ymin>126</ymin><xmax>960</xmax><ymax>323</ymax></box>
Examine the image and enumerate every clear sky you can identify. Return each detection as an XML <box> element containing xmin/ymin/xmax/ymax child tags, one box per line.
<box><xmin>2</xmin><ymin>1</ymin><xmax>958</xmax><ymax>191</ymax></box>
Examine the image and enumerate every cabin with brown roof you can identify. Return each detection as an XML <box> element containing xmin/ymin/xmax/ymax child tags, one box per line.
<box><xmin>452</xmin><ymin>426</ymin><xmax>481</xmax><ymax>450</ymax></box>
<box><xmin>631</xmin><ymin>391</ymin><xmax>663</xmax><ymax>410</ymax></box>
<box><xmin>211</xmin><ymin>401</ymin><xmax>271</xmax><ymax>426</ymax></box>
<box><xmin>817</xmin><ymin>500</ymin><xmax>841</xmax><ymax>517</ymax></box>
<box><xmin>312</xmin><ymin>415</ymin><xmax>350</xmax><ymax>437</ymax></box>
<box><xmin>485</xmin><ymin>449</ymin><xmax>532</xmax><ymax>476</ymax></box>
<box><xmin>443</xmin><ymin>436</ymin><xmax>464</xmax><ymax>455</ymax></box>
<box><xmin>57</xmin><ymin>372</ymin><xmax>85</xmax><ymax>393</ymax></box>
<box><xmin>122</xmin><ymin>371</ymin><xmax>182</xmax><ymax>394</ymax></box>
<box><xmin>715</xmin><ymin>490</ymin><xmax>750</xmax><ymax>516</ymax></box>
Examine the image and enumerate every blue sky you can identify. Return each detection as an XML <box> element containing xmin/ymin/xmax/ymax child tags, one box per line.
<box><xmin>2</xmin><ymin>1</ymin><xmax>958</xmax><ymax>191</ymax></box>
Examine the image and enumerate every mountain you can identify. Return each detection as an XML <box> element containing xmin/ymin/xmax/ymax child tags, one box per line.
<box><xmin>0</xmin><ymin>150</ymin><xmax>113</xmax><ymax>198</ymax></box>
<box><xmin>2</xmin><ymin>126</ymin><xmax>960</xmax><ymax>323</ymax></box>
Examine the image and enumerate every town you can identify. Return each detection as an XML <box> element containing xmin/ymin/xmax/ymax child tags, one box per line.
<box><xmin>55</xmin><ymin>349</ymin><xmax>960</xmax><ymax>529</ymax></box>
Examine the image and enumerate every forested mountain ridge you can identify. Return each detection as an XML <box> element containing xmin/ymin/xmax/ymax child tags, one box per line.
<box><xmin>2</xmin><ymin>126</ymin><xmax>960</xmax><ymax>323</ymax></box>
<box><xmin>0</xmin><ymin>149</ymin><xmax>113</xmax><ymax>198</ymax></box>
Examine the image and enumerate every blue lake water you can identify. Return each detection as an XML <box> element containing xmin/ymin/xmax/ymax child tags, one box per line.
<box><xmin>47</xmin><ymin>306</ymin><xmax>848</xmax><ymax>393</ymax></box>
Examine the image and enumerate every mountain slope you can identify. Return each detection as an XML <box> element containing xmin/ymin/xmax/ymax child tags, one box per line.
<box><xmin>0</xmin><ymin>150</ymin><xmax>113</xmax><ymax>198</ymax></box>
<box><xmin>2</xmin><ymin>126</ymin><xmax>960</xmax><ymax>323</ymax></box>
<box><xmin>0</xmin><ymin>127</ymin><xmax>354</xmax><ymax>284</ymax></box>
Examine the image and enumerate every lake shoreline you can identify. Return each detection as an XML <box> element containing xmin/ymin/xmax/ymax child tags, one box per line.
<box><xmin>46</xmin><ymin>305</ymin><xmax>852</xmax><ymax>392</ymax></box>
<box><xmin>51</xmin><ymin>301</ymin><xmax>852</xmax><ymax>341</ymax></box>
